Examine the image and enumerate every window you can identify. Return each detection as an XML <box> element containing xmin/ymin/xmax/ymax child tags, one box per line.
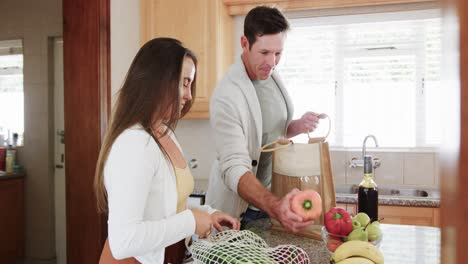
<box><xmin>276</xmin><ymin>10</ymin><xmax>442</xmax><ymax>148</ymax></box>
<box><xmin>0</xmin><ymin>40</ymin><xmax>24</xmax><ymax>146</ymax></box>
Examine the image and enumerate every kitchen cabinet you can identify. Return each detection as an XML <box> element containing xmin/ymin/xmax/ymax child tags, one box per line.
<box><xmin>140</xmin><ymin>0</ymin><xmax>234</xmax><ymax>118</ymax></box>
<box><xmin>223</xmin><ymin>0</ymin><xmax>433</xmax><ymax>15</ymax></box>
<box><xmin>0</xmin><ymin>176</ymin><xmax>24</xmax><ymax>263</ymax></box>
<box><xmin>379</xmin><ymin>205</ymin><xmax>440</xmax><ymax>227</ymax></box>
<box><xmin>433</xmin><ymin>207</ymin><xmax>440</xmax><ymax>227</ymax></box>
<box><xmin>337</xmin><ymin>203</ymin><xmax>440</xmax><ymax>227</ymax></box>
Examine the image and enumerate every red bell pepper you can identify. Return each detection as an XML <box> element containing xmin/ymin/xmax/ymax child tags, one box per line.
<box><xmin>324</xmin><ymin>207</ymin><xmax>353</xmax><ymax>237</ymax></box>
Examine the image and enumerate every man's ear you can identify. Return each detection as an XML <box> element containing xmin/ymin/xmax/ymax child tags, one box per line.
<box><xmin>241</xmin><ymin>35</ymin><xmax>249</xmax><ymax>51</ymax></box>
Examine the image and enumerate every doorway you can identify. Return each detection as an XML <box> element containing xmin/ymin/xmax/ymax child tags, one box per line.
<box><xmin>52</xmin><ymin>36</ymin><xmax>66</xmax><ymax>264</ymax></box>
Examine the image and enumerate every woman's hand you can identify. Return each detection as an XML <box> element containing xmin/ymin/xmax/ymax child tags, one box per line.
<box><xmin>190</xmin><ymin>209</ymin><xmax>213</xmax><ymax>238</ymax></box>
<box><xmin>210</xmin><ymin>211</ymin><xmax>241</xmax><ymax>232</ymax></box>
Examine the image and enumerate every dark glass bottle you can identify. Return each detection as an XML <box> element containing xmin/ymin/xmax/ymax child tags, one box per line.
<box><xmin>358</xmin><ymin>155</ymin><xmax>378</xmax><ymax>222</ymax></box>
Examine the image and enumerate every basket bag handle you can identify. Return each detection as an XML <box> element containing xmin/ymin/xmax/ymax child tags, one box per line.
<box><xmin>307</xmin><ymin>114</ymin><xmax>331</xmax><ymax>144</ymax></box>
<box><xmin>261</xmin><ymin>113</ymin><xmax>330</xmax><ymax>152</ymax></box>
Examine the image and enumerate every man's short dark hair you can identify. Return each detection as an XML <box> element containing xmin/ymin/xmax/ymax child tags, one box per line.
<box><xmin>244</xmin><ymin>6</ymin><xmax>290</xmax><ymax>49</ymax></box>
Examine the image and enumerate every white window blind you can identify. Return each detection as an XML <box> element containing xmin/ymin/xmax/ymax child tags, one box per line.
<box><xmin>424</xmin><ymin>19</ymin><xmax>442</xmax><ymax>146</ymax></box>
<box><xmin>279</xmin><ymin>26</ymin><xmax>337</xmax><ymax>143</ymax></box>
<box><xmin>277</xmin><ymin>10</ymin><xmax>441</xmax><ymax>148</ymax></box>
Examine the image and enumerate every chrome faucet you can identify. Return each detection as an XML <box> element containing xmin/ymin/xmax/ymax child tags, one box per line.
<box><xmin>362</xmin><ymin>135</ymin><xmax>379</xmax><ymax>159</ymax></box>
<box><xmin>349</xmin><ymin>135</ymin><xmax>381</xmax><ymax>168</ymax></box>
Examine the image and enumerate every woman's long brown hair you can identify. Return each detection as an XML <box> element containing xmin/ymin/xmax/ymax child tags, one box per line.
<box><xmin>94</xmin><ymin>38</ymin><xmax>197</xmax><ymax>213</ymax></box>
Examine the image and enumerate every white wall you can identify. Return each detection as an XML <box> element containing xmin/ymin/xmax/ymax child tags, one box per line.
<box><xmin>111</xmin><ymin>0</ymin><xmax>141</xmax><ymax>103</ymax></box>
<box><xmin>0</xmin><ymin>0</ymin><xmax>62</xmax><ymax>263</ymax></box>
<box><xmin>174</xmin><ymin>119</ymin><xmax>214</xmax><ymax>189</ymax></box>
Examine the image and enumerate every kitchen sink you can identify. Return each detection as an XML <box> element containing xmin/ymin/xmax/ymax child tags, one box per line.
<box><xmin>335</xmin><ymin>184</ymin><xmax>439</xmax><ymax>198</ymax></box>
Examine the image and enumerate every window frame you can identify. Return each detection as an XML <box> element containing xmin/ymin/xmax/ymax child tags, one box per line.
<box><xmin>0</xmin><ymin>39</ymin><xmax>24</xmax><ymax>147</ymax></box>
<box><xmin>288</xmin><ymin>9</ymin><xmax>441</xmax><ymax>150</ymax></box>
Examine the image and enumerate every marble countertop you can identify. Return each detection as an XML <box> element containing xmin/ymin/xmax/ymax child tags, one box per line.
<box><xmin>336</xmin><ymin>193</ymin><xmax>440</xmax><ymax>207</ymax></box>
<box><xmin>334</xmin><ymin>184</ymin><xmax>440</xmax><ymax>207</ymax></box>
<box><xmin>248</xmin><ymin>219</ymin><xmax>441</xmax><ymax>264</ymax></box>
<box><xmin>193</xmin><ymin>183</ymin><xmax>440</xmax><ymax>208</ymax></box>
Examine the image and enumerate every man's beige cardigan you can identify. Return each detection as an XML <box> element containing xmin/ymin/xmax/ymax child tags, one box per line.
<box><xmin>206</xmin><ymin>56</ymin><xmax>294</xmax><ymax>218</ymax></box>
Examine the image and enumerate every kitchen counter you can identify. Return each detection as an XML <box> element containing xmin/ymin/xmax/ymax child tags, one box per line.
<box><xmin>192</xmin><ymin>184</ymin><xmax>441</xmax><ymax>208</ymax></box>
<box><xmin>336</xmin><ymin>193</ymin><xmax>440</xmax><ymax>207</ymax></box>
<box><xmin>0</xmin><ymin>170</ymin><xmax>25</xmax><ymax>180</ymax></box>
<box><xmin>248</xmin><ymin>219</ymin><xmax>440</xmax><ymax>264</ymax></box>
<box><xmin>335</xmin><ymin>184</ymin><xmax>440</xmax><ymax>208</ymax></box>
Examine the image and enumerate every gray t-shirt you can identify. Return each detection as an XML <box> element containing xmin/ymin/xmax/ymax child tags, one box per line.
<box><xmin>252</xmin><ymin>76</ymin><xmax>288</xmax><ymax>190</ymax></box>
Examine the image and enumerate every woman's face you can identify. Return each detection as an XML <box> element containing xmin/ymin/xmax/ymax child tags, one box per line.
<box><xmin>178</xmin><ymin>56</ymin><xmax>196</xmax><ymax>114</ymax></box>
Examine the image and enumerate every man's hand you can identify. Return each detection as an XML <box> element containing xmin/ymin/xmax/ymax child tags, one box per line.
<box><xmin>286</xmin><ymin>112</ymin><xmax>327</xmax><ymax>138</ymax></box>
<box><xmin>238</xmin><ymin>173</ymin><xmax>312</xmax><ymax>233</ymax></box>
<box><xmin>271</xmin><ymin>188</ymin><xmax>314</xmax><ymax>233</ymax></box>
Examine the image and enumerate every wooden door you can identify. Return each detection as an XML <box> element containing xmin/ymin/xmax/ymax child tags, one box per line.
<box><xmin>440</xmin><ymin>0</ymin><xmax>468</xmax><ymax>263</ymax></box>
<box><xmin>63</xmin><ymin>0</ymin><xmax>110</xmax><ymax>263</ymax></box>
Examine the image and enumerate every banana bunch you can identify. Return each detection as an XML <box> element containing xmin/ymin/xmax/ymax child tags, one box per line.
<box><xmin>330</xmin><ymin>240</ymin><xmax>384</xmax><ymax>264</ymax></box>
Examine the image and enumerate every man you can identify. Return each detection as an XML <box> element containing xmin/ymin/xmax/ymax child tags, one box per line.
<box><xmin>206</xmin><ymin>6</ymin><xmax>325</xmax><ymax>232</ymax></box>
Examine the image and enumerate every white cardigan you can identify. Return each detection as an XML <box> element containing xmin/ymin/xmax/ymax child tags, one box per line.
<box><xmin>206</xmin><ymin>56</ymin><xmax>294</xmax><ymax>219</ymax></box>
<box><xmin>105</xmin><ymin>126</ymin><xmax>214</xmax><ymax>263</ymax></box>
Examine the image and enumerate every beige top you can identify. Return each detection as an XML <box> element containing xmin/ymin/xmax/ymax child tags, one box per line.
<box><xmin>174</xmin><ymin>166</ymin><xmax>194</xmax><ymax>213</ymax></box>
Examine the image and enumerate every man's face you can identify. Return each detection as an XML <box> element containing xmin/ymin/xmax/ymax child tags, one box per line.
<box><xmin>241</xmin><ymin>32</ymin><xmax>286</xmax><ymax>80</ymax></box>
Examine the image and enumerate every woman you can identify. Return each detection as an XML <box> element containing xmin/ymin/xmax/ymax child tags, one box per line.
<box><xmin>94</xmin><ymin>38</ymin><xmax>240</xmax><ymax>264</ymax></box>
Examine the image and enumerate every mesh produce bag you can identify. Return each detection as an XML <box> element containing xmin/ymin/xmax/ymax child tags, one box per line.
<box><xmin>191</xmin><ymin>230</ymin><xmax>310</xmax><ymax>264</ymax></box>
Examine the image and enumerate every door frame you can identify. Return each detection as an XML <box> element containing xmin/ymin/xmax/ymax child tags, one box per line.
<box><xmin>63</xmin><ymin>0</ymin><xmax>110</xmax><ymax>263</ymax></box>
<box><xmin>52</xmin><ymin>36</ymin><xmax>67</xmax><ymax>264</ymax></box>
<box><xmin>441</xmin><ymin>0</ymin><xmax>466</xmax><ymax>263</ymax></box>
